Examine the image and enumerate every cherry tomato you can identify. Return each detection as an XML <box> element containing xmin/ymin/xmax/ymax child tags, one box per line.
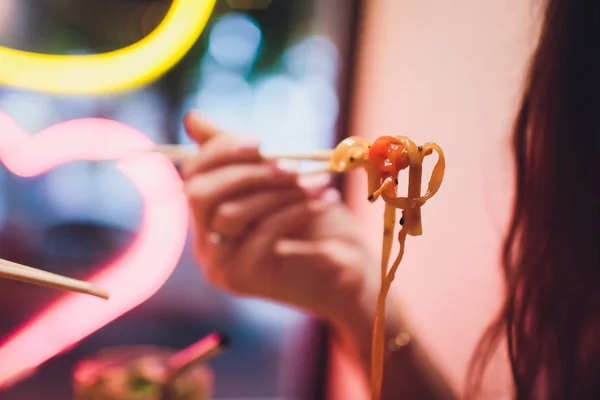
<box><xmin>368</xmin><ymin>136</ymin><xmax>409</xmax><ymax>178</ymax></box>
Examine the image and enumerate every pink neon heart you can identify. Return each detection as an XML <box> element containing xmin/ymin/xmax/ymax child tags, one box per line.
<box><xmin>0</xmin><ymin>111</ymin><xmax>189</xmax><ymax>387</ymax></box>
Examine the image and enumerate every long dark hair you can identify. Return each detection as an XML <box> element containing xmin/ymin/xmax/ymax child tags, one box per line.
<box><xmin>467</xmin><ymin>0</ymin><xmax>600</xmax><ymax>398</ymax></box>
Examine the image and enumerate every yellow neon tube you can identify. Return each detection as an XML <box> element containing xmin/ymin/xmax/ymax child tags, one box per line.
<box><xmin>0</xmin><ymin>0</ymin><xmax>216</xmax><ymax>95</ymax></box>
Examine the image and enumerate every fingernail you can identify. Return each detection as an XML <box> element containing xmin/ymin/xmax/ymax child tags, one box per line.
<box><xmin>302</xmin><ymin>185</ymin><xmax>327</xmax><ymax>197</ymax></box>
<box><xmin>322</xmin><ymin>187</ymin><xmax>341</xmax><ymax>204</ymax></box>
<box><xmin>275</xmin><ymin>159</ymin><xmax>300</xmax><ymax>172</ymax></box>
<box><xmin>185</xmin><ymin>109</ymin><xmax>201</xmax><ymax>123</ymax></box>
<box><xmin>298</xmin><ymin>173</ymin><xmax>331</xmax><ymax>190</ymax></box>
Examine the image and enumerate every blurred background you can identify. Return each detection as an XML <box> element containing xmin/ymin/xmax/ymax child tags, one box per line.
<box><xmin>0</xmin><ymin>0</ymin><xmax>362</xmax><ymax>398</ymax></box>
<box><xmin>0</xmin><ymin>1</ymin><xmax>542</xmax><ymax>399</ymax></box>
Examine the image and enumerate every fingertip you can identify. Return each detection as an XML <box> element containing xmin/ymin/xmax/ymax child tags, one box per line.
<box><xmin>179</xmin><ymin>161</ymin><xmax>196</xmax><ymax>180</ymax></box>
<box><xmin>183</xmin><ymin>109</ymin><xmax>200</xmax><ymax>122</ymax></box>
<box><xmin>182</xmin><ymin>109</ymin><xmax>200</xmax><ymax>132</ymax></box>
<box><xmin>298</xmin><ymin>172</ymin><xmax>331</xmax><ymax>190</ymax></box>
<box><xmin>183</xmin><ymin>110</ymin><xmax>222</xmax><ymax>144</ymax></box>
<box><xmin>182</xmin><ymin>111</ymin><xmax>201</xmax><ymax>142</ymax></box>
<box><xmin>237</xmin><ymin>136</ymin><xmax>262</xmax><ymax>152</ymax></box>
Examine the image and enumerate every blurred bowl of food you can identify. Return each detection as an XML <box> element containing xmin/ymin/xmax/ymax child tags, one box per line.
<box><xmin>73</xmin><ymin>345</ymin><xmax>214</xmax><ymax>400</ymax></box>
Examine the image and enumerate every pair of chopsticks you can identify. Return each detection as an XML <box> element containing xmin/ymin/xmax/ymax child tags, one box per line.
<box><xmin>0</xmin><ymin>258</ymin><xmax>109</xmax><ymax>299</ymax></box>
<box><xmin>152</xmin><ymin>144</ymin><xmax>335</xmax><ymax>174</ymax></box>
<box><xmin>161</xmin><ymin>332</ymin><xmax>230</xmax><ymax>400</ymax></box>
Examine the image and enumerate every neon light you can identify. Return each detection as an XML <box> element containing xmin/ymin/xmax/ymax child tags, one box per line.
<box><xmin>0</xmin><ymin>0</ymin><xmax>216</xmax><ymax>94</ymax></box>
<box><xmin>0</xmin><ymin>112</ymin><xmax>189</xmax><ymax>387</ymax></box>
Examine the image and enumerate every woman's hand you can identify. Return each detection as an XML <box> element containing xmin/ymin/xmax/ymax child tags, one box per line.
<box><xmin>181</xmin><ymin>112</ymin><xmax>458</xmax><ymax>400</ymax></box>
<box><xmin>181</xmin><ymin>111</ymin><xmax>378</xmax><ymax>328</ymax></box>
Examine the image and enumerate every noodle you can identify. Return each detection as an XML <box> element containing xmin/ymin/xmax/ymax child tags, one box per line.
<box><xmin>330</xmin><ymin>136</ymin><xmax>446</xmax><ymax>400</ymax></box>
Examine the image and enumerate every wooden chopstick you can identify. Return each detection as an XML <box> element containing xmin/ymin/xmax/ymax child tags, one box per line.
<box><xmin>263</xmin><ymin>151</ymin><xmax>333</xmax><ymax>162</ymax></box>
<box><xmin>152</xmin><ymin>144</ymin><xmax>333</xmax><ymax>163</ymax></box>
<box><xmin>151</xmin><ymin>144</ymin><xmax>195</xmax><ymax>164</ymax></box>
<box><xmin>0</xmin><ymin>258</ymin><xmax>109</xmax><ymax>299</ymax></box>
<box><xmin>300</xmin><ymin>165</ymin><xmax>341</xmax><ymax>176</ymax></box>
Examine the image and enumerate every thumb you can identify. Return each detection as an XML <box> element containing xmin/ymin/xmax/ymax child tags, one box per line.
<box><xmin>183</xmin><ymin>111</ymin><xmax>229</xmax><ymax>145</ymax></box>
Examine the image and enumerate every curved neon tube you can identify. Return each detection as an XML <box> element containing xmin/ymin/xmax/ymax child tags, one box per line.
<box><xmin>0</xmin><ymin>112</ymin><xmax>189</xmax><ymax>387</ymax></box>
<box><xmin>0</xmin><ymin>0</ymin><xmax>216</xmax><ymax>94</ymax></box>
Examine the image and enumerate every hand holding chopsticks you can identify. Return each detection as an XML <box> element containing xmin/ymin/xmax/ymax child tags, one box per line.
<box><xmin>0</xmin><ymin>258</ymin><xmax>109</xmax><ymax>299</ymax></box>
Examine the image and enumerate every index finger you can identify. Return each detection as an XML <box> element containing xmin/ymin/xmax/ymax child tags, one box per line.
<box><xmin>183</xmin><ymin>111</ymin><xmax>229</xmax><ymax>145</ymax></box>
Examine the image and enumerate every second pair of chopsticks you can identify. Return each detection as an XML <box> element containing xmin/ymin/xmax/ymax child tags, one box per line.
<box><xmin>161</xmin><ymin>332</ymin><xmax>230</xmax><ymax>400</ymax></box>
<box><xmin>0</xmin><ymin>258</ymin><xmax>109</xmax><ymax>299</ymax></box>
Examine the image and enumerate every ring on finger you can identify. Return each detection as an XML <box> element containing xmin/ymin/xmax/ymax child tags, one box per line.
<box><xmin>208</xmin><ymin>231</ymin><xmax>230</xmax><ymax>246</ymax></box>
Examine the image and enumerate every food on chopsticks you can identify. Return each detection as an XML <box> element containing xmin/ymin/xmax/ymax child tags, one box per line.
<box><xmin>330</xmin><ymin>135</ymin><xmax>445</xmax><ymax>400</ymax></box>
<box><xmin>0</xmin><ymin>257</ymin><xmax>109</xmax><ymax>299</ymax></box>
